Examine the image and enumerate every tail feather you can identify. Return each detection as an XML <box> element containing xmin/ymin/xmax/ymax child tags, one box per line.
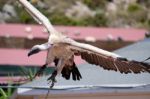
<box><xmin>54</xmin><ymin>58</ymin><xmax>82</xmax><ymax>80</ymax></box>
<box><xmin>61</xmin><ymin>67</ymin><xmax>71</xmax><ymax>80</ymax></box>
<box><xmin>71</xmin><ymin>62</ymin><xmax>82</xmax><ymax>80</ymax></box>
<box><xmin>138</xmin><ymin>61</ymin><xmax>150</xmax><ymax>73</ymax></box>
<box><xmin>61</xmin><ymin>62</ymin><xmax>82</xmax><ymax>81</ymax></box>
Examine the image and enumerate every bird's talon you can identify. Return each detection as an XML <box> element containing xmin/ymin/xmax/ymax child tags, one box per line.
<box><xmin>50</xmin><ymin>82</ymin><xmax>55</xmax><ymax>88</ymax></box>
<box><xmin>49</xmin><ymin>80</ymin><xmax>55</xmax><ymax>88</ymax></box>
<box><xmin>47</xmin><ymin>75</ymin><xmax>56</xmax><ymax>88</ymax></box>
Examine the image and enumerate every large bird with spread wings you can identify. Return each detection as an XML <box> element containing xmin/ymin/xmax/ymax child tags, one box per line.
<box><xmin>18</xmin><ymin>0</ymin><xmax>150</xmax><ymax>88</ymax></box>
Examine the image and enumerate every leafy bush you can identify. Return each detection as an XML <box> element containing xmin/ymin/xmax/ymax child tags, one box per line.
<box><xmin>127</xmin><ymin>3</ymin><xmax>143</xmax><ymax>13</ymax></box>
<box><xmin>0</xmin><ymin>83</ymin><xmax>14</xmax><ymax>99</ymax></box>
<box><xmin>127</xmin><ymin>3</ymin><xmax>147</xmax><ymax>22</ymax></box>
<box><xmin>90</xmin><ymin>12</ymin><xmax>108</xmax><ymax>26</ymax></box>
<box><xmin>49</xmin><ymin>13</ymin><xmax>75</xmax><ymax>25</ymax></box>
<box><xmin>19</xmin><ymin>66</ymin><xmax>37</xmax><ymax>81</ymax></box>
<box><xmin>83</xmin><ymin>0</ymin><xmax>107</xmax><ymax>9</ymax></box>
<box><xmin>48</xmin><ymin>10</ymin><xmax>107</xmax><ymax>26</ymax></box>
<box><xmin>13</xmin><ymin>5</ymin><xmax>35</xmax><ymax>24</ymax></box>
<box><xmin>0</xmin><ymin>1</ymin><xmax>7</xmax><ymax>10</ymax></box>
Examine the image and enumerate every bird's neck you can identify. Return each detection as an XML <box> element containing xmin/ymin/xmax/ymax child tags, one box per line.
<box><xmin>39</xmin><ymin>43</ymin><xmax>51</xmax><ymax>50</ymax></box>
<box><xmin>48</xmin><ymin>32</ymin><xmax>66</xmax><ymax>44</ymax></box>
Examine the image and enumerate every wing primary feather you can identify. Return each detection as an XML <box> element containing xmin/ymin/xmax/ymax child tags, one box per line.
<box><xmin>94</xmin><ymin>54</ymin><xmax>100</xmax><ymax>65</ymax></box>
<box><xmin>115</xmin><ymin>58</ymin><xmax>131</xmax><ymax>74</ymax></box>
<box><xmin>115</xmin><ymin>59</ymin><xmax>128</xmax><ymax>73</ymax></box>
<box><xmin>91</xmin><ymin>54</ymin><xmax>99</xmax><ymax>65</ymax></box>
<box><xmin>106</xmin><ymin>57</ymin><xmax>118</xmax><ymax>71</ymax></box>
<box><xmin>129</xmin><ymin>61</ymin><xmax>150</xmax><ymax>73</ymax></box>
<box><xmin>89</xmin><ymin>53</ymin><xmax>95</xmax><ymax>64</ymax></box>
<box><xmin>96</xmin><ymin>55</ymin><xmax>105</xmax><ymax>68</ymax></box>
<box><xmin>102</xmin><ymin>57</ymin><xmax>113</xmax><ymax>70</ymax></box>
<box><xmin>129</xmin><ymin>62</ymin><xmax>142</xmax><ymax>73</ymax></box>
<box><xmin>98</xmin><ymin>56</ymin><xmax>111</xmax><ymax>70</ymax></box>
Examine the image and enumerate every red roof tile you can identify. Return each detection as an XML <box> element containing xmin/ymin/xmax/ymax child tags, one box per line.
<box><xmin>0</xmin><ymin>48</ymin><xmax>84</xmax><ymax>66</ymax></box>
<box><xmin>0</xmin><ymin>23</ymin><xmax>147</xmax><ymax>41</ymax></box>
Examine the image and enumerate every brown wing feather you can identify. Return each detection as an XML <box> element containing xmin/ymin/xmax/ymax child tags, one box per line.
<box><xmin>69</xmin><ymin>46</ymin><xmax>150</xmax><ymax>74</ymax></box>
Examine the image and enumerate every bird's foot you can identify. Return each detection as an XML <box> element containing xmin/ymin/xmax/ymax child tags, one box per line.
<box><xmin>47</xmin><ymin>74</ymin><xmax>57</xmax><ymax>88</ymax></box>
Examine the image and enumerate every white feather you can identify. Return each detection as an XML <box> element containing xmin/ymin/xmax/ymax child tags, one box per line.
<box><xmin>18</xmin><ymin>0</ymin><xmax>57</xmax><ymax>34</ymax></box>
<box><xmin>65</xmin><ymin>38</ymin><xmax>121</xmax><ymax>58</ymax></box>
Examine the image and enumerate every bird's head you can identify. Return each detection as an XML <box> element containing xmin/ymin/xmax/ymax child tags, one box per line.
<box><xmin>28</xmin><ymin>45</ymin><xmax>41</xmax><ymax>57</ymax></box>
<box><xmin>28</xmin><ymin>43</ymin><xmax>51</xmax><ymax>57</ymax></box>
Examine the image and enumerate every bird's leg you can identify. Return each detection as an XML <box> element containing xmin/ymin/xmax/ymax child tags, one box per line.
<box><xmin>47</xmin><ymin>70</ymin><xmax>57</xmax><ymax>88</ymax></box>
<box><xmin>45</xmin><ymin>69</ymin><xmax>57</xmax><ymax>99</ymax></box>
<box><xmin>47</xmin><ymin>59</ymin><xmax>64</xmax><ymax>88</ymax></box>
<box><xmin>34</xmin><ymin>63</ymin><xmax>47</xmax><ymax>78</ymax></box>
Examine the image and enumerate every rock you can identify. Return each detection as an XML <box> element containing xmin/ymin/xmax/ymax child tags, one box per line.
<box><xmin>106</xmin><ymin>2</ymin><xmax>117</xmax><ymax>13</ymax></box>
<box><xmin>0</xmin><ymin>12</ymin><xmax>5</xmax><ymax>23</ymax></box>
<box><xmin>65</xmin><ymin>1</ymin><xmax>96</xmax><ymax>20</ymax></box>
<box><xmin>37</xmin><ymin>1</ymin><xmax>48</xmax><ymax>9</ymax></box>
<box><xmin>3</xmin><ymin>4</ymin><xmax>17</xmax><ymax>18</ymax></box>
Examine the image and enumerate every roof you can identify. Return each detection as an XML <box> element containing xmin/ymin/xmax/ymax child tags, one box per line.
<box><xmin>19</xmin><ymin>38</ymin><xmax>150</xmax><ymax>90</ymax></box>
<box><xmin>17</xmin><ymin>64</ymin><xmax>150</xmax><ymax>95</ymax></box>
<box><xmin>21</xmin><ymin>64</ymin><xmax>150</xmax><ymax>89</ymax></box>
<box><xmin>0</xmin><ymin>48</ymin><xmax>84</xmax><ymax>66</ymax></box>
<box><xmin>0</xmin><ymin>23</ymin><xmax>147</xmax><ymax>41</ymax></box>
<box><xmin>114</xmin><ymin>38</ymin><xmax>150</xmax><ymax>62</ymax></box>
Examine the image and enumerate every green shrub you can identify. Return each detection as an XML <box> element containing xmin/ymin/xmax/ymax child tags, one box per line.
<box><xmin>127</xmin><ymin>3</ymin><xmax>147</xmax><ymax>23</ymax></box>
<box><xmin>0</xmin><ymin>83</ymin><xmax>14</xmax><ymax>99</ymax></box>
<box><xmin>83</xmin><ymin>0</ymin><xmax>107</xmax><ymax>10</ymax></box>
<box><xmin>127</xmin><ymin>3</ymin><xmax>142</xmax><ymax>13</ymax></box>
<box><xmin>91</xmin><ymin>12</ymin><xmax>108</xmax><ymax>26</ymax></box>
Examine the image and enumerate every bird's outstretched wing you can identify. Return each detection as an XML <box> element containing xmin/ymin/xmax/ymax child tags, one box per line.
<box><xmin>18</xmin><ymin>0</ymin><xmax>57</xmax><ymax>34</ymax></box>
<box><xmin>68</xmin><ymin>41</ymin><xmax>150</xmax><ymax>74</ymax></box>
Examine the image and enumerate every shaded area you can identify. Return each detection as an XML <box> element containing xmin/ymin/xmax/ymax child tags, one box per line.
<box><xmin>0</xmin><ymin>37</ymin><xmax>132</xmax><ymax>51</ymax></box>
<box><xmin>0</xmin><ymin>65</ymin><xmax>54</xmax><ymax>76</ymax></box>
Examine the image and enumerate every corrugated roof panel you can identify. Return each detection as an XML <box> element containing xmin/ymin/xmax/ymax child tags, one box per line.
<box><xmin>114</xmin><ymin>38</ymin><xmax>150</xmax><ymax>62</ymax></box>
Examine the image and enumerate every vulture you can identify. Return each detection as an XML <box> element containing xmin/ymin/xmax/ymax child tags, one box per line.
<box><xmin>18</xmin><ymin>0</ymin><xmax>150</xmax><ymax>88</ymax></box>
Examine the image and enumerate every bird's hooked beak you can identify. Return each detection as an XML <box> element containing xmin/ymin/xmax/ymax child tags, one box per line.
<box><xmin>28</xmin><ymin>47</ymin><xmax>41</xmax><ymax>57</ymax></box>
<box><xmin>28</xmin><ymin>43</ymin><xmax>52</xmax><ymax>57</ymax></box>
